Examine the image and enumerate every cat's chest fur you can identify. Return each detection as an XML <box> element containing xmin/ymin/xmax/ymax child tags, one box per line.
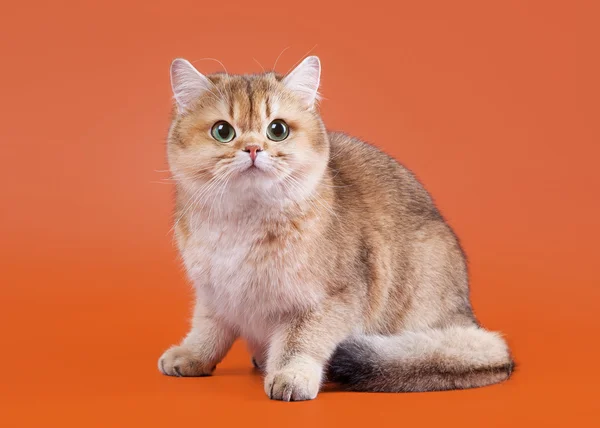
<box><xmin>180</xmin><ymin>211</ymin><xmax>324</xmax><ymax>341</ymax></box>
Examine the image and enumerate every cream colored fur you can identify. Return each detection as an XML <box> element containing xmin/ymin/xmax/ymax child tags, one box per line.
<box><xmin>158</xmin><ymin>56</ymin><xmax>514</xmax><ymax>400</ymax></box>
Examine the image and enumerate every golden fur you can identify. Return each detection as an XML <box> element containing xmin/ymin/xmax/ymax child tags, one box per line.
<box><xmin>158</xmin><ymin>57</ymin><xmax>513</xmax><ymax>401</ymax></box>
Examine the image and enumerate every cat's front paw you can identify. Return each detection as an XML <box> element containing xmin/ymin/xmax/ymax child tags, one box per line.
<box><xmin>158</xmin><ymin>345</ymin><xmax>216</xmax><ymax>377</ymax></box>
<box><xmin>264</xmin><ymin>367</ymin><xmax>321</xmax><ymax>401</ymax></box>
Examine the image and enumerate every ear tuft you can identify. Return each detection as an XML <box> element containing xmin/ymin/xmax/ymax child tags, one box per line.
<box><xmin>170</xmin><ymin>58</ymin><xmax>211</xmax><ymax>113</ymax></box>
<box><xmin>282</xmin><ymin>56</ymin><xmax>321</xmax><ymax>108</ymax></box>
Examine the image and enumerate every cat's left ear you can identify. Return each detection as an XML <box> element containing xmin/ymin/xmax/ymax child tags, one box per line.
<box><xmin>170</xmin><ymin>58</ymin><xmax>212</xmax><ymax>113</ymax></box>
<box><xmin>282</xmin><ymin>56</ymin><xmax>321</xmax><ymax>108</ymax></box>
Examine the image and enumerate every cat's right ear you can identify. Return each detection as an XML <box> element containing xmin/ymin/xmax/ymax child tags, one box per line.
<box><xmin>282</xmin><ymin>56</ymin><xmax>321</xmax><ymax>109</ymax></box>
<box><xmin>170</xmin><ymin>58</ymin><xmax>212</xmax><ymax>113</ymax></box>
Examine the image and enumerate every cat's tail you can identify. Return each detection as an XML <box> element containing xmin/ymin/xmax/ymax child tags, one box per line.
<box><xmin>327</xmin><ymin>325</ymin><xmax>514</xmax><ymax>392</ymax></box>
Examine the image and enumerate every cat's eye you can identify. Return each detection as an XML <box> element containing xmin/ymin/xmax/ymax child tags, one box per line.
<box><xmin>266</xmin><ymin>119</ymin><xmax>289</xmax><ymax>141</ymax></box>
<box><xmin>211</xmin><ymin>121</ymin><xmax>236</xmax><ymax>143</ymax></box>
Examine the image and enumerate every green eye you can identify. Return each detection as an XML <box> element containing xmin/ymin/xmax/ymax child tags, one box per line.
<box><xmin>211</xmin><ymin>121</ymin><xmax>236</xmax><ymax>143</ymax></box>
<box><xmin>266</xmin><ymin>119</ymin><xmax>289</xmax><ymax>141</ymax></box>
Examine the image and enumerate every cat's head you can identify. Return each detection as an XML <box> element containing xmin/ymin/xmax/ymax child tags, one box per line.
<box><xmin>167</xmin><ymin>56</ymin><xmax>329</xmax><ymax>207</ymax></box>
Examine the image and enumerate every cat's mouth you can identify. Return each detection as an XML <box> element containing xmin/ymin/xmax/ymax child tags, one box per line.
<box><xmin>249</xmin><ymin>165</ymin><xmax>268</xmax><ymax>176</ymax></box>
<box><xmin>240</xmin><ymin>164</ymin><xmax>262</xmax><ymax>176</ymax></box>
<box><xmin>244</xmin><ymin>162</ymin><xmax>265</xmax><ymax>174</ymax></box>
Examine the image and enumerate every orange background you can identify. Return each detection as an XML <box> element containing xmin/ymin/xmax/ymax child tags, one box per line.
<box><xmin>1</xmin><ymin>1</ymin><xmax>598</xmax><ymax>427</ymax></box>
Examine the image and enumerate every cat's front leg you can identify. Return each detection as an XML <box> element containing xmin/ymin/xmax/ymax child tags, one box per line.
<box><xmin>159</xmin><ymin>298</ymin><xmax>237</xmax><ymax>377</ymax></box>
<box><xmin>264</xmin><ymin>301</ymin><xmax>355</xmax><ymax>401</ymax></box>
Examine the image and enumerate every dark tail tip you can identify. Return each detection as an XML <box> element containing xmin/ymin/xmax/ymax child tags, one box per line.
<box><xmin>328</xmin><ymin>340</ymin><xmax>516</xmax><ymax>393</ymax></box>
<box><xmin>327</xmin><ymin>340</ymin><xmax>381</xmax><ymax>390</ymax></box>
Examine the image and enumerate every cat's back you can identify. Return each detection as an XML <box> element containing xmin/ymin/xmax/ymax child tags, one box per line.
<box><xmin>327</xmin><ymin>131</ymin><xmax>441</xmax><ymax>225</ymax></box>
<box><xmin>325</xmin><ymin>133</ymin><xmax>468</xmax><ymax>332</ymax></box>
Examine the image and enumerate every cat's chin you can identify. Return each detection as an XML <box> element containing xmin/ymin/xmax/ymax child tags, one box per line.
<box><xmin>244</xmin><ymin>164</ymin><xmax>262</xmax><ymax>173</ymax></box>
<box><xmin>232</xmin><ymin>165</ymin><xmax>277</xmax><ymax>188</ymax></box>
<box><xmin>241</xmin><ymin>163</ymin><xmax>275</xmax><ymax>178</ymax></box>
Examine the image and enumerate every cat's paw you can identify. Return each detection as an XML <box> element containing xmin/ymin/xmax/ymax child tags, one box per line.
<box><xmin>264</xmin><ymin>367</ymin><xmax>321</xmax><ymax>401</ymax></box>
<box><xmin>158</xmin><ymin>345</ymin><xmax>216</xmax><ymax>377</ymax></box>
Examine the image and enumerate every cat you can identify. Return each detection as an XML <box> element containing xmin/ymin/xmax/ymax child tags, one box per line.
<box><xmin>158</xmin><ymin>56</ymin><xmax>514</xmax><ymax>401</ymax></box>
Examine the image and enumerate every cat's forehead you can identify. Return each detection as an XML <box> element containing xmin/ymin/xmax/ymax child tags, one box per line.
<box><xmin>204</xmin><ymin>73</ymin><xmax>292</xmax><ymax>131</ymax></box>
<box><xmin>208</xmin><ymin>73</ymin><xmax>282</xmax><ymax>95</ymax></box>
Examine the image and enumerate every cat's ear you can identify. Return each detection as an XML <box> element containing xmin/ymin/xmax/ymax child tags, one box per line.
<box><xmin>170</xmin><ymin>58</ymin><xmax>212</xmax><ymax>113</ymax></box>
<box><xmin>282</xmin><ymin>56</ymin><xmax>321</xmax><ymax>108</ymax></box>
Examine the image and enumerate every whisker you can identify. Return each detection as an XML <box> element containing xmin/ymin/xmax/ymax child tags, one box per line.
<box><xmin>188</xmin><ymin>173</ymin><xmax>226</xmax><ymax>229</ymax></box>
<box><xmin>283</xmin><ymin>174</ymin><xmax>338</xmax><ymax>220</ymax></box>
<box><xmin>273</xmin><ymin>46</ymin><xmax>290</xmax><ymax>71</ymax></box>
<box><xmin>191</xmin><ymin>57</ymin><xmax>229</xmax><ymax>75</ymax></box>
<box><xmin>253</xmin><ymin>57</ymin><xmax>266</xmax><ymax>73</ymax></box>
<box><xmin>206</xmin><ymin>168</ymin><xmax>235</xmax><ymax>227</ymax></box>
<box><xmin>280</xmin><ymin>158</ymin><xmax>352</xmax><ymax>188</ymax></box>
<box><xmin>169</xmin><ymin>173</ymin><xmax>223</xmax><ymax>235</ymax></box>
<box><xmin>291</xmin><ymin>169</ymin><xmax>352</xmax><ymax>188</ymax></box>
<box><xmin>284</xmin><ymin>44</ymin><xmax>318</xmax><ymax>76</ymax></box>
<box><xmin>150</xmin><ymin>181</ymin><xmax>175</xmax><ymax>185</ymax></box>
<box><xmin>285</xmin><ymin>175</ymin><xmax>338</xmax><ymax>218</ymax></box>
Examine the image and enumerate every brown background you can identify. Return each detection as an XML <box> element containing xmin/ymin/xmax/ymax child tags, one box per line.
<box><xmin>1</xmin><ymin>0</ymin><xmax>598</xmax><ymax>426</ymax></box>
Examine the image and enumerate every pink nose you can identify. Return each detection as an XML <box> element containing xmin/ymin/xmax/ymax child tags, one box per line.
<box><xmin>243</xmin><ymin>145</ymin><xmax>263</xmax><ymax>162</ymax></box>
